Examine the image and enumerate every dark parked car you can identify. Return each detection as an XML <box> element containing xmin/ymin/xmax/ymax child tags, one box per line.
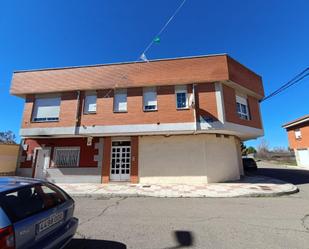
<box><xmin>0</xmin><ymin>177</ymin><xmax>78</xmax><ymax>249</ymax></box>
<box><xmin>242</xmin><ymin>158</ymin><xmax>258</xmax><ymax>171</ymax></box>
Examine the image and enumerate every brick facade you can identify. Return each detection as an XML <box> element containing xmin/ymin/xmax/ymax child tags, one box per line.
<box><xmin>22</xmin><ymin>92</ymin><xmax>79</xmax><ymax>129</ymax></box>
<box><xmin>195</xmin><ymin>83</ymin><xmax>218</xmax><ymax>122</ymax></box>
<box><xmin>222</xmin><ymin>84</ymin><xmax>262</xmax><ymax>129</ymax></box>
<box><xmin>20</xmin><ymin>137</ymin><xmax>99</xmax><ymax>168</ymax></box>
<box><xmin>286</xmin><ymin>121</ymin><xmax>309</xmax><ymax>149</ymax></box>
<box><xmin>11</xmin><ymin>55</ymin><xmax>264</xmax><ymax>97</ymax></box>
<box><xmin>80</xmin><ymin>85</ymin><xmax>194</xmax><ymax>127</ymax></box>
<box><xmin>21</xmin><ymin>82</ymin><xmax>263</xmax><ymax>130</ymax></box>
<box><xmin>102</xmin><ymin>137</ymin><xmax>111</xmax><ymax>183</ymax></box>
<box><xmin>12</xmin><ymin>54</ymin><xmax>265</xmax><ymax>184</ymax></box>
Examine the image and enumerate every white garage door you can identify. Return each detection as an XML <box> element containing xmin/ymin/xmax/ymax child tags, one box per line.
<box><xmin>298</xmin><ymin>149</ymin><xmax>309</xmax><ymax>167</ymax></box>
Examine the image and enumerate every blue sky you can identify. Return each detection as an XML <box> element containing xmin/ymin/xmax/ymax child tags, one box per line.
<box><xmin>0</xmin><ymin>0</ymin><xmax>308</xmax><ymax>148</ymax></box>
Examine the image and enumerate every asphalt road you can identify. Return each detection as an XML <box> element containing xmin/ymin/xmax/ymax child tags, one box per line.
<box><xmin>65</xmin><ymin>163</ymin><xmax>309</xmax><ymax>249</ymax></box>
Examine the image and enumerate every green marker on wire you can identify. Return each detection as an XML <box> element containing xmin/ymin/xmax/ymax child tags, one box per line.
<box><xmin>153</xmin><ymin>37</ymin><xmax>160</xmax><ymax>43</ymax></box>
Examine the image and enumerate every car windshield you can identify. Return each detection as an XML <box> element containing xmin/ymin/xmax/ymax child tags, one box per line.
<box><xmin>0</xmin><ymin>183</ymin><xmax>70</xmax><ymax>223</ymax></box>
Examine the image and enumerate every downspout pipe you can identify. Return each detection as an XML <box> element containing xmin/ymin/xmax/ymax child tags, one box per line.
<box><xmin>192</xmin><ymin>84</ymin><xmax>198</xmax><ymax>134</ymax></box>
<box><xmin>75</xmin><ymin>90</ymin><xmax>81</xmax><ymax>135</ymax></box>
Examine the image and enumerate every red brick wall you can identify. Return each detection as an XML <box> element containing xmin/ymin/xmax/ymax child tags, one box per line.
<box><xmin>223</xmin><ymin>85</ymin><xmax>262</xmax><ymax>129</ymax></box>
<box><xmin>227</xmin><ymin>56</ymin><xmax>264</xmax><ymax>96</ymax></box>
<box><xmin>80</xmin><ymin>85</ymin><xmax>194</xmax><ymax>126</ymax></box>
<box><xmin>11</xmin><ymin>55</ymin><xmax>264</xmax><ymax>97</ymax></box>
<box><xmin>22</xmin><ymin>92</ymin><xmax>78</xmax><ymax>129</ymax></box>
<box><xmin>20</xmin><ymin>137</ymin><xmax>99</xmax><ymax>168</ymax></box>
<box><xmin>102</xmin><ymin>137</ymin><xmax>111</xmax><ymax>183</ymax></box>
<box><xmin>20</xmin><ymin>83</ymin><xmax>262</xmax><ymax>131</ymax></box>
<box><xmin>195</xmin><ymin>83</ymin><xmax>218</xmax><ymax>122</ymax></box>
<box><xmin>130</xmin><ymin>136</ymin><xmax>139</xmax><ymax>183</ymax></box>
<box><xmin>287</xmin><ymin>122</ymin><xmax>309</xmax><ymax>149</ymax></box>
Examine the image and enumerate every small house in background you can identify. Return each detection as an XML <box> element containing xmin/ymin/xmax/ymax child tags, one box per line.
<box><xmin>0</xmin><ymin>144</ymin><xmax>19</xmax><ymax>175</ymax></box>
<box><xmin>283</xmin><ymin>115</ymin><xmax>309</xmax><ymax>168</ymax></box>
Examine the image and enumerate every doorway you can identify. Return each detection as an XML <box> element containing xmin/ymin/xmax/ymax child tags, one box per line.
<box><xmin>34</xmin><ymin>148</ymin><xmax>51</xmax><ymax>179</ymax></box>
<box><xmin>110</xmin><ymin>141</ymin><xmax>131</xmax><ymax>181</ymax></box>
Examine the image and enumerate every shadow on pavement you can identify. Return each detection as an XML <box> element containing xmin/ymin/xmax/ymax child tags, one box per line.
<box><xmin>166</xmin><ymin>230</ymin><xmax>194</xmax><ymax>249</ymax></box>
<box><xmin>65</xmin><ymin>238</ymin><xmax>127</xmax><ymax>249</ymax></box>
<box><xmin>256</xmin><ymin>167</ymin><xmax>309</xmax><ymax>185</ymax></box>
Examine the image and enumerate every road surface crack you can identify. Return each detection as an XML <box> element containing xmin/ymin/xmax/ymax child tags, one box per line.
<box><xmin>79</xmin><ymin>197</ymin><xmax>127</xmax><ymax>226</ymax></box>
<box><xmin>301</xmin><ymin>214</ymin><xmax>309</xmax><ymax>231</ymax></box>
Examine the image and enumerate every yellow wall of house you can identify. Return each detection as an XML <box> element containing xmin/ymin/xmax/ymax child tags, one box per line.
<box><xmin>0</xmin><ymin>144</ymin><xmax>19</xmax><ymax>174</ymax></box>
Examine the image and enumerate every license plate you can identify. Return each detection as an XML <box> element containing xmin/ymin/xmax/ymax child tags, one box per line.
<box><xmin>37</xmin><ymin>212</ymin><xmax>64</xmax><ymax>234</ymax></box>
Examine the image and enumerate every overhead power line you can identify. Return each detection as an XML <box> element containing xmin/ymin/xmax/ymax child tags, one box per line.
<box><xmin>139</xmin><ymin>0</ymin><xmax>187</xmax><ymax>60</ymax></box>
<box><xmin>261</xmin><ymin>67</ymin><xmax>309</xmax><ymax>102</ymax></box>
<box><xmin>101</xmin><ymin>0</ymin><xmax>188</xmax><ymax>98</ymax></box>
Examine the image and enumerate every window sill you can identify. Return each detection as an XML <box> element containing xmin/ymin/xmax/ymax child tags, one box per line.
<box><xmin>83</xmin><ymin>112</ymin><xmax>97</xmax><ymax>115</ymax></box>
<box><xmin>176</xmin><ymin>107</ymin><xmax>190</xmax><ymax>111</ymax></box>
<box><xmin>49</xmin><ymin>166</ymin><xmax>80</xmax><ymax>168</ymax></box>
<box><xmin>31</xmin><ymin>120</ymin><xmax>59</xmax><ymax>123</ymax></box>
<box><xmin>239</xmin><ymin>117</ymin><xmax>251</xmax><ymax>121</ymax></box>
<box><xmin>49</xmin><ymin>166</ymin><xmax>98</xmax><ymax>169</ymax></box>
<box><xmin>113</xmin><ymin>111</ymin><xmax>128</xmax><ymax>113</ymax></box>
<box><xmin>143</xmin><ymin>109</ymin><xmax>158</xmax><ymax>112</ymax></box>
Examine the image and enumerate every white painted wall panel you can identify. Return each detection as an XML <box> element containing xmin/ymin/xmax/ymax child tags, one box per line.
<box><xmin>139</xmin><ymin>134</ymin><xmax>241</xmax><ymax>184</ymax></box>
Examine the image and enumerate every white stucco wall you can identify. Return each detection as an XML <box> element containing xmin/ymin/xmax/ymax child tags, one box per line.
<box><xmin>16</xmin><ymin>168</ymin><xmax>33</xmax><ymax>178</ymax></box>
<box><xmin>295</xmin><ymin>148</ymin><xmax>309</xmax><ymax>168</ymax></box>
<box><xmin>138</xmin><ymin>134</ymin><xmax>241</xmax><ymax>184</ymax></box>
<box><xmin>16</xmin><ymin>167</ymin><xmax>101</xmax><ymax>183</ymax></box>
<box><xmin>45</xmin><ymin>168</ymin><xmax>102</xmax><ymax>183</ymax></box>
<box><xmin>204</xmin><ymin>135</ymin><xmax>240</xmax><ymax>183</ymax></box>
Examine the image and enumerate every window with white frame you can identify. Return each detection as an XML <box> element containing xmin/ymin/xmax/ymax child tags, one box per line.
<box><xmin>143</xmin><ymin>87</ymin><xmax>157</xmax><ymax>111</ymax></box>
<box><xmin>32</xmin><ymin>96</ymin><xmax>61</xmax><ymax>122</ymax></box>
<box><xmin>236</xmin><ymin>95</ymin><xmax>250</xmax><ymax>120</ymax></box>
<box><xmin>53</xmin><ymin>147</ymin><xmax>80</xmax><ymax>167</ymax></box>
<box><xmin>295</xmin><ymin>129</ymin><xmax>302</xmax><ymax>139</ymax></box>
<box><xmin>114</xmin><ymin>89</ymin><xmax>127</xmax><ymax>112</ymax></box>
<box><xmin>84</xmin><ymin>92</ymin><xmax>97</xmax><ymax>113</ymax></box>
<box><xmin>175</xmin><ymin>85</ymin><xmax>188</xmax><ymax>109</ymax></box>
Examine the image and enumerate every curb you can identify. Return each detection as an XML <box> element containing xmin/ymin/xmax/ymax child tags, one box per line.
<box><xmin>68</xmin><ymin>185</ymin><xmax>299</xmax><ymax>198</ymax></box>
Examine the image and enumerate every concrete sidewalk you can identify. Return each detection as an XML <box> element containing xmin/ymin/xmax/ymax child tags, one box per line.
<box><xmin>58</xmin><ymin>175</ymin><xmax>298</xmax><ymax>198</ymax></box>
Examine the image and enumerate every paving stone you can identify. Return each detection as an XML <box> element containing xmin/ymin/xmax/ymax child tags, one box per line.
<box><xmin>58</xmin><ymin>176</ymin><xmax>298</xmax><ymax>198</ymax></box>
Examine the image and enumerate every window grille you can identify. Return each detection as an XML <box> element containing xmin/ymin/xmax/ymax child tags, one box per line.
<box><xmin>53</xmin><ymin>147</ymin><xmax>80</xmax><ymax>167</ymax></box>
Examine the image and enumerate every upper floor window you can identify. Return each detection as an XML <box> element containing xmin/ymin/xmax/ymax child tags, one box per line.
<box><xmin>114</xmin><ymin>89</ymin><xmax>127</xmax><ymax>112</ymax></box>
<box><xmin>32</xmin><ymin>96</ymin><xmax>61</xmax><ymax>122</ymax></box>
<box><xmin>84</xmin><ymin>92</ymin><xmax>97</xmax><ymax>114</ymax></box>
<box><xmin>295</xmin><ymin>129</ymin><xmax>302</xmax><ymax>139</ymax></box>
<box><xmin>175</xmin><ymin>85</ymin><xmax>188</xmax><ymax>109</ymax></box>
<box><xmin>236</xmin><ymin>95</ymin><xmax>250</xmax><ymax>120</ymax></box>
<box><xmin>143</xmin><ymin>87</ymin><xmax>157</xmax><ymax>111</ymax></box>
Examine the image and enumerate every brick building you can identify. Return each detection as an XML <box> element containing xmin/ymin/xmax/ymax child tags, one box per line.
<box><xmin>11</xmin><ymin>54</ymin><xmax>264</xmax><ymax>184</ymax></box>
<box><xmin>283</xmin><ymin>115</ymin><xmax>309</xmax><ymax>168</ymax></box>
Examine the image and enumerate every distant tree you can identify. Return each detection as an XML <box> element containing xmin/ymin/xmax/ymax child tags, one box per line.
<box><xmin>272</xmin><ymin>146</ymin><xmax>289</xmax><ymax>153</ymax></box>
<box><xmin>0</xmin><ymin>130</ymin><xmax>16</xmax><ymax>144</ymax></box>
<box><xmin>246</xmin><ymin>146</ymin><xmax>257</xmax><ymax>154</ymax></box>
<box><xmin>256</xmin><ymin>139</ymin><xmax>270</xmax><ymax>159</ymax></box>
<box><xmin>240</xmin><ymin>142</ymin><xmax>248</xmax><ymax>156</ymax></box>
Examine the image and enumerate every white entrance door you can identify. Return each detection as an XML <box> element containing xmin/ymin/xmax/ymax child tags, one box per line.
<box><xmin>34</xmin><ymin>148</ymin><xmax>51</xmax><ymax>179</ymax></box>
<box><xmin>110</xmin><ymin>141</ymin><xmax>131</xmax><ymax>181</ymax></box>
<box><xmin>298</xmin><ymin>149</ymin><xmax>309</xmax><ymax>167</ymax></box>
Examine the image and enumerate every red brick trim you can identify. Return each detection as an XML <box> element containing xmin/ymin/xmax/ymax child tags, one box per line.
<box><xmin>130</xmin><ymin>136</ymin><xmax>139</xmax><ymax>183</ymax></box>
<box><xmin>102</xmin><ymin>137</ymin><xmax>111</xmax><ymax>183</ymax></box>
